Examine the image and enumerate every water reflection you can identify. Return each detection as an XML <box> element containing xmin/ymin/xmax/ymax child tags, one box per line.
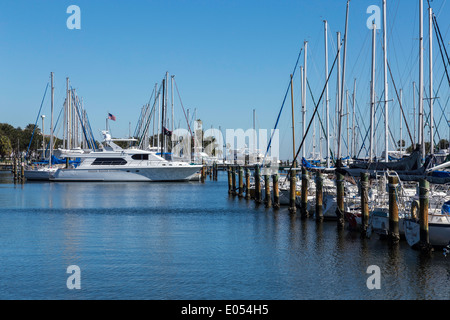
<box><xmin>0</xmin><ymin>171</ymin><xmax>448</xmax><ymax>299</ymax></box>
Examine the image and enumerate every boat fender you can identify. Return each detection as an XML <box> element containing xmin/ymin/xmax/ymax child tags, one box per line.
<box><xmin>410</xmin><ymin>200</ymin><xmax>420</xmax><ymax>221</ymax></box>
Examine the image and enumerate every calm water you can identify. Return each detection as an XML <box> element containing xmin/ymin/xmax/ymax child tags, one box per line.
<box><xmin>0</xmin><ymin>171</ymin><xmax>448</xmax><ymax>300</ymax></box>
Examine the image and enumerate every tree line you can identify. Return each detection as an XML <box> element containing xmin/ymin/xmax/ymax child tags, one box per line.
<box><xmin>0</xmin><ymin>123</ymin><xmax>62</xmax><ymax>160</ymax></box>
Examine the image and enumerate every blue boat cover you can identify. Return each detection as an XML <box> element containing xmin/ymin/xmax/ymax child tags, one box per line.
<box><xmin>431</xmin><ymin>171</ymin><xmax>450</xmax><ymax>178</ymax></box>
<box><xmin>302</xmin><ymin>157</ymin><xmax>326</xmax><ymax>169</ymax></box>
<box><xmin>442</xmin><ymin>201</ymin><xmax>450</xmax><ymax>215</ymax></box>
<box><xmin>34</xmin><ymin>155</ymin><xmax>81</xmax><ymax>166</ymax></box>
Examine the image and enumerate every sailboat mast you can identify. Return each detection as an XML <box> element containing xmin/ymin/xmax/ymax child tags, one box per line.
<box><xmin>161</xmin><ymin>78</ymin><xmax>166</xmax><ymax>157</ymax></box>
<box><xmin>346</xmin><ymin>90</ymin><xmax>349</xmax><ymax>160</ymax></box>
<box><xmin>370</xmin><ymin>23</ymin><xmax>376</xmax><ymax>161</ymax></box>
<box><xmin>300</xmin><ymin>66</ymin><xmax>303</xmax><ymax>160</ymax></box>
<box><xmin>383</xmin><ymin>0</ymin><xmax>389</xmax><ymax>162</ymax></box>
<box><xmin>302</xmin><ymin>41</ymin><xmax>308</xmax><ymax>160</ymax></box>
<box><xmin>67</xmin><ymin>78</ymin><xmax>72</xmax><ymax>150</ymax></box>
<box><xmin>165</xmin><ymin>72</ymin><xmax>169</xmax><ymax>153</ymax></box>
<box><xmin>338</xmin><ymin>0</ymin><xmax>349</xmax><ymax>162</ymax></box>
<box><xmin>413</xmin><ymin>81</ymin><xmax>416</xmax><ymax>147</ymax></box>
<box><xmin>324</xmin><ymin>20</ymin><xmax>330</xmax><ymax>168</ymax></box>
<box><xmin>253</xmin><ymin>108</ymin><xmax>256</xmax><ymax>159</ymax></box>
<box><xmin>419</xmin><ymin>0</ymin><xmax>424</xmax><ymax>158</ymax></box>
<box><xmin>157</xmin><ymin>86</ymin><xmax>161</xmax><ymax>152</ymax></box>
<box><xmin>428</xmin><ymin>7</ymin><xmax>434</xmax><ymax>155</ymax></box>
<box><xmin>400</xmin><ymin>89</ymin><xmax>403</xmax><ymax>153</ymax></box>
<box><xmin>171</xmin><ymin>75</ymin><xmax>175</xmax><ymax>133</ymax></box>
<box><xmin>41</xmin><ymin>115</ymin><xmax>45</xmax><ymax>158</ymax></box>
<box><xmin>352</xmin><ymin>79</ymin><xmax>356</xmax><ymax>158</ymax></box>
<box><xmin>153</xmin><ymin>83</ymin><xmax>157</xmax><ymax>147</ymax></box>
<box><xmin>50</xmin><ymin>72</ymin><xmax>54</xmax><ymax>166</ymax></box>
<box><xmin>64</xmin><ymin>78</ymin><xmax>69</xmax><ymax>149</ymax></box>
<box><xmin>336</xmin><ymin>32</ymin><xmax>341</xmax><ymax>161</ymax></box>
<box><xmin>290</xmin><ymin>74</ymin><xmax>296</xmax><ymax>164</ymax></box>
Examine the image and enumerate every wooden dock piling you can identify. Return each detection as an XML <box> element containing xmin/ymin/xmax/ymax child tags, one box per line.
<box><xmin>231</xmin><ymin>166</ymin><xmax>236</xmax><ymax>196</ymax></box>
<box><xmin>20</xmin><ymin>156</ymin><xmax>24</xmax><ymax>181</ymax></box>
<box><xmin>418</xmin><ymin>179</ymin><xmax>432</xmax><ymax>252</ymax></box>
<box><xmin>264</xmin><ymin>174</ymin><xmax>271</xmax><ymax>208</ymax></box>
<box><xmin>245</xmin><ymin>167</ymin><xmax>251</xmax><ymax>200</ymax></box>
<box><xmin>254</xmin><ymin>165</ymin><xmax>262</xmax><ymax>204</ymax></box>
<box><xmin>315</xmin><ymin>171</ymin><xmax>323</xmax><ymax>222</ymax></box>
<box><xmin>238</xmin><ymin>166</ymin><xmax>244</xmax><ymax>198</ymax></box>
<box><xmin>272</xmin><ymin>174</ymin><xmax>280</xmax><ymax>209</ymax></box>
<box><xmin>289</xmin><ymin>169</ymin><xmax>297</xmax><ymax>214</ymax></box>
<box><xmin>336</xmin><ymin>170</ymin><xmax>345</xmax><ymax>228</ymax></box>
<box><xmin>227</xmin><ymin>165</ymin><xmax>232</xmax><ymax>194</ymax></box>
<box><xmin>388</xmin><ymin>175</ymin><xmax>400</xmax><ymax>243</ymax></box>
<box><xmin>213</xmin><ymin>162</ymin><xmax>218</xmax><ymax>181</ymax></box>
<box><xmin>13</xmin><ymin>157</ymin><xmax>17</xmax><ymax>181</ymax></box>
<box><xmin>360</xmin><ymin>172</ymin><xmax>370</xmax><ymax>237</ymax></box>
<box><xmin>201</xmin><ymin>161</ymin><xmax>206</xmax><ymax>183</ymax></box>
<box><xmin>301</xmin><ymin>166</ymin><xmax>309</xmax><ymax>219</ymax></box>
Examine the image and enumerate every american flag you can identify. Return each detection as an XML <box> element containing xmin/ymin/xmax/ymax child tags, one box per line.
<box><xmin>108</xmin><ymin>113</ymin><xmax>116</xmax><ymax>121</ymax></box>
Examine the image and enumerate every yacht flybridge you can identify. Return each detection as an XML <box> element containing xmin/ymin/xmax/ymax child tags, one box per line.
<box><xmin>50</xmin><ymin>131</ymin><xmax>202</xmax><ymax>182</ymax></box>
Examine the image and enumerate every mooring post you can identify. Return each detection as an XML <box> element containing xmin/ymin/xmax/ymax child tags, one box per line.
<box><xmin>336</xmin><ymin>166</ymin><xmax>345</xmax><ymax>228</ymax></box>
<box><xmin>301</xmin><ymin>166</ymin><xmax>309</xmax><ymax>219</ymax></box>
<box><xmin>217</xmin><ymin>163</ymin><xmax>220</xmax><ymax>180</ymax></box>
<box><xmin>272</xmin><ymin>173</ymin><xmax>280</xmax><ymax>209</ymax></box>
<box><xmin>254</xmin><ymin>165</ymin><xmax>261</xmax><ymax>204</ymax></box>
<box><xmin>227</xmin><ymin>165</ymin><xmax>232</xmax><ymax>194</ymax></box>
<box><xmin>264</xmin><ymin>173</ymin><xmax>272</xmax><ymax>208</ymax></box>
<box><xmin>245</xmin><ymin>167</ymin><xmax>251</xmax><ymax>199</ymax></box>
<box><xmin>231</xmin><ymin>166</ymin><xmax>236</xmax><ymax>196</ymax></box>
<box><xmin>289</xmin><ymin>169</ymin><xmax>297</xmax><ymax>214</ymax></box>
<box><xmin>419</xmin><ymin>179</ymin><xmax>432</xmax><ymax>252</ymax></box>
<box><xmin>13</xmin><ymin>157</ymin><xmax>17</xmax><ymax>180</ymax></box>
<box><xmin>216</xmin><ymin>163</ymin><xmax>219</xmax><ymax>180</ymax></box>
<box><xmin>66</xmin><ymin>157</ymin><xmax>69</xmax><ymax>169</ymax></box>
<box><xmin>238</xmin><ymin>166</ymin><xmax>244</xmax><ymax>198</ymax></box>
<box><xmin>360</xmin><ymin>172</ymin><xmax>370</xmax><ymax>237</ymax></box>
<box><xmin>315</xmin><ymin>171</ymin><xmax>323</xmax><ymax>222</ymax></box>
<box><xmin>201</xmin><ymin>160</ymin><xmax>205</xmax><ymax>183</ymax></box>
<box><xmin>20</xmin><ymin>156</ymin><xmax>24</xmax><ymax>181</ymax></box>
<box><xmin>214</xmin><ymin>162</ymin><xmax>218</xmax><ymax>181</ymax></box>
<box><xmin>388</xmin><ymin>175</ymin><xmax>400</xmax><ymax>243</ymax></box>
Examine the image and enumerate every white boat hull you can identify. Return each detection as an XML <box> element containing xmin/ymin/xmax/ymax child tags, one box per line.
<box><xmin>24</xmin><ymin>168</ymin><xmax>58</xmax><ymax>181</ymax></box>
<box><xmin>50</xmin><ymin>165</ymin><xmax>202</xmax><ymax>182</ymax></box>
<box><xmin>404</xmin><ymin>218</ymin><xmax>450</xmax><ymax>248</ymax></box>
<box><xmin>322</xmin><ymin>194</ymin><xmax>338</xmax><ymax>220</ymax></box>
<box><xmin>370</xmin><ymin>210</ymin><xmax>406</xmax><ymax>237</ymax></box>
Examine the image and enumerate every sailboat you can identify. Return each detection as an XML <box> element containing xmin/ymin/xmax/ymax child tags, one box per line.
<box><xmin>25</xmin><ymin>72</ymin><xmax>59</xmax><ymax>181</ymax></box>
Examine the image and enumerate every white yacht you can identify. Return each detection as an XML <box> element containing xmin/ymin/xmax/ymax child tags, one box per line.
<box><xmin>50</xmin><ymin>132</ymin><xmax>202</xmax><ymax>182</ymax></box>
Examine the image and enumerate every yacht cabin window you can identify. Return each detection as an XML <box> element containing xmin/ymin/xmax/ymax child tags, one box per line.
<box><xmin>131</xmin><ymin>154</ymin><xmax>149</xmax><ymax>160</ymax></box>
<box><xmin>92</xmin><ymin>158</ymin><xmax>127</xmax><ymax>165</ymax></box>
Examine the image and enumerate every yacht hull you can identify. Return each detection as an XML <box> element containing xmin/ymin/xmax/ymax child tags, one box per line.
<box><xmin>24</xmin><ymin>168</ymin><xmax>58</xmax><ymax>181</ymax></box>
<box><xmin>50</xmin><ymin>165</ymin><xmax>202</xmax><ymax>182</ymax></box>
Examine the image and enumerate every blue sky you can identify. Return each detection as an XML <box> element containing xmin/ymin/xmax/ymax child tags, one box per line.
<box><xmin>1</xmin><ymin>0</ymin><xmax>449</xmax><ymax>160</ymax></box>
